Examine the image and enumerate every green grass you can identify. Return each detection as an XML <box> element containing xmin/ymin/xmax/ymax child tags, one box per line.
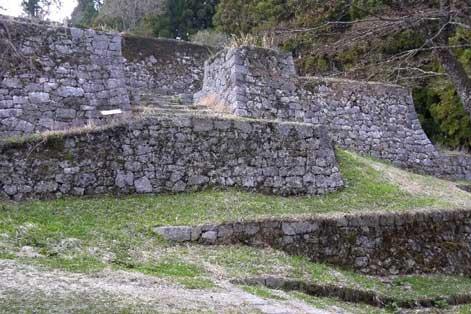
<box><xmin>0</xmin><ymin>151</ymin><xmax>445</xmax><ymax>236</ymax></box>
<box><xmin>30</xmin><ymin>256</ymin><xmax>106</xmax><ymax>273</ymax></box>
<box><xmin>0</xmin><ymin>149</ymin><xmax>469</xmax><ymax>309</ymax></box>
<box><xmin>0</xmin><ymin>252</ymin><xmax>15</xmax><ymax>260</ymax></box>
<box><xmin>123</xmin><ymin>260</ymin><xmax>215</xmax><ymax>289</ymax></box>
<box><xmin>132</xmin><ymin>261</ymin><xmax>202</xmax><ymax>277</ymax></box>
<box><xmin>0</xmin><ymin>150</ymin><xmax>448</xmax><ymax>281</ymax></box>
<box><xmin>242</xmin><ymin>285</ymin><xmax>286</xmax><ymax>300</ymax></box>
<box><xmin>186</xmin><ymin>245</ymin><xmax>471</xmax><ymax>302</ymax></box>
<box><xmin>291</xmin><ymin>291</ymin><xmax>389</xmax><ymax>314</ymax></box>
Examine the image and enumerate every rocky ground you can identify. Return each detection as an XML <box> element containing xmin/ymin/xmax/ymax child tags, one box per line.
<box><xmin>0</xmin><ymin>260</ymin><xmax>330</xmax><ymax>314</ymax></box>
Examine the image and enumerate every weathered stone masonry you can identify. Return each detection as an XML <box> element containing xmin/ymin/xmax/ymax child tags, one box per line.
<box><xmin>3</xmin><ymin>15</ymin><xmax>469</xmax><ymax>181</ymax></box>
<box><xmin>299</xmin><ymin>78</ymin><xmax>471</xmax><ymax>180</ymax></box>
<box><xmin>0</xmin><ymin>116</ymin><xmax>343</xmax><ymax>200</ymax></box>
<box><xmin>0</xmin><ymin>15</ymin><xmax>130</xmax><ymax>137</ymax></box>
<box><xmin>198</xmin><ymin>47</ymin><xmax>471</xmax><ymax>180</ymax></box>
<box><xmin>196</xmin><ymin>47</ymin><xmax>298</xmax><ymax>117</ymax></box>
<box><xmin>123</xmin><ymin>35</ymin><xmax>217</xmax><ymax>103</ymax></box>
<box><xmin>0</xmin><ymin>15</ymin><xmax>217</xmax><ymax>137</ymax></box>
<box><xmin>155</xmin><ymin>208</ymin><xmax>471</xmax><ymax>276</ymax></box>
<box><xmin>1</xmin><ymin>15</ymin><xmax>469</xmax><ymax>202</ymax></box>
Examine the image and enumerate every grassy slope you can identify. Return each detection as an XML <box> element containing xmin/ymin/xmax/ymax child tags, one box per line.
<box><xmin>181</xmin><ymin>245</ymin><xmax>471</xmax><ymax>302</ymax></box>
<box><xmin>0</xmin><ymin>150</ymin><xmax>459</xmax><ymax>230</ymax></box>
<box><xmin>1</xmin><ymin>149</ymin><xmax>471</xmax><ymax>312</ymax></box>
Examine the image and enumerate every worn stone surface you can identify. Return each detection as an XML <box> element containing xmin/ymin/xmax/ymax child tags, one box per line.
<box><xmin>163</xmin><ymin>208</ymin><xmax>471</xmax><ymax>276</ymax></box>
<box><xmin>195</xmin><ymin>47</ymin><xmax>298</xmax><ymax>118</ymax></box>
<box><xmin>153</xmin><ymin>226</ymin><xmax>192</xmax><ymax>242</ymax></box>
<box><xmin>0</xmin><ymin>15</ymin><xmax>131</xmax><ymax>137</ymax></box>
<box><xmin>0</xmin><ymin>115</ymin><xmax>343</xmax><ymax>200</ymax></box>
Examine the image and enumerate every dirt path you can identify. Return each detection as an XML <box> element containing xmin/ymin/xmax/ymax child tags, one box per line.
<box><xmin>0</xmin><ymin>260</ymin><xmax>333</xmax><ymax>314</ymax></box>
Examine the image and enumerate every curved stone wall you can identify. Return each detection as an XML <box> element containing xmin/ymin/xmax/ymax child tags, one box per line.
<box><xmin>298</xmin><ymin>78</ymin><xmax>441</xmax><ymax>173</ymax></box>
<box><xmin>198</xmin><ymin>47</ymin><xmax>471</xmax><ymax>180</ymax></box>
<box><xmin>0</xmin><ymin>116</ymin><xmax>343</xmax><ymax>200</ymax></box>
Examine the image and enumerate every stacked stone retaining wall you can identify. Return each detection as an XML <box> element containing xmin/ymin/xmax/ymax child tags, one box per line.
<box><xmin>0</xmin><ymin>15</ymin><xmax>130</xmax><ymax>137</ymax></box>
<box><xmin>155</xmin><ymin>208</ymin><xmax>471</xmax><ymax>276</ymax></box>
<box><xmin>196</xmin><ymin>47</ymin><xmax>299</xmax><ymax>117</ymax></box>
<box><xmin>0</xmin><ymin>15</ymin><xmax>218</xmax><ymax>137</ymax></box>
<box><xmin>0</xmin><ymin>116</ymin><xmax>343</xmax><ymax>200</ymax></box>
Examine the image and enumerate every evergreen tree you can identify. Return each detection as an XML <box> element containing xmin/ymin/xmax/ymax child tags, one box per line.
<box><xmin>22</xmin><ymin>0</ymin><xmax>42</xmax><ymax>17</ymax></box>
<box><xmin>70</xmin><ymin>0</ymin><xmax>99</xmax><ymax>27</ymax></box>
<box><xmin>152</xmin><ymin>0</ymin><xmax>217</xmax><ymax>40</ymax></box>
<box><xmin>21</xmin><ymin>0</ymin><xmax>61</xmax><ymax>19</ymax></box>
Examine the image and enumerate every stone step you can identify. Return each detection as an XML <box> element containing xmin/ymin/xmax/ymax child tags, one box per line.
<box><xmin>145</xmin><ymin>111</ymin><xmax>218</xmax><ymax>118</ymax></box>
<box><xmin>142</xmin><ymin>100</ymin><xmax>188</xmax><ymax>106</ymax></box>
<box><xmin>143</xmin><ymin>108</ymin><xmax>215</xmax><ymax>115</ymax></box>
<box><xmin>140</xmin><ymin>94</ymin><xmax>194</xmax><ymax>104</ymax></box>
<box><xmin>141</xmin><ymin>94</ymin><xmax>192</xmax><ymax>101</ymax></box>
<box><xmin>142</xmin><ymin>103</ymin><xmax>190</xmax><ymax>109</ymax></box>
<box><xmin>140</xmin><ymin>101</ymin><xmax>210</xmax><ymax>110</ymax></box>
<box><xmin>136</xmin><ymin>93</ymin><xmax>211</xmax><ymax>118</ymax></box>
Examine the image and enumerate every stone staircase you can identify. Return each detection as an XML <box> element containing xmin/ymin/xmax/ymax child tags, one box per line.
<box><xmin>136</xmin><ymin>92</ymin><xmax>216</xmax><ymax>118</ymax></box>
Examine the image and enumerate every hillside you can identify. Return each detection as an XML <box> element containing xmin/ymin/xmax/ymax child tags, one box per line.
<box><xmin>2</xmin><ymin>2</ymin><xmax>471</xmax><ymax>312</ymax></box>
<box><xmin>1</xmin><ymin>150</ymin><xmax>471</xmax><ymax>313</ymax></box>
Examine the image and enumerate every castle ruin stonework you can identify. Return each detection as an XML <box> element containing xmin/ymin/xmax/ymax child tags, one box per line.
<box><xmin>0</xmin><ymin>15</ymin><xmax>470</xmax><ymax>201</ymax></box>
<box><xmin>198</xmin><ymin>47</ymin><xmax>471</xmax><ymax>181</ymax></box>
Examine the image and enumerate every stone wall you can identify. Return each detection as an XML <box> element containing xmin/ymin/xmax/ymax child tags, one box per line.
<box><xmin>123</xmin><ymin>36</ymin><xmax>217</xmax><ymax>103</ymax></box>
<box><xmin>198</xmin><ymin>47</ymin><xmax>471</xmax><ymax>180</ymax></box>
<box><xmin>196</xmin><ymin>47</ymin><xmax>300</xmax><ymax>117</ymax></box>
<box><xmin>0</xmin><ymin>15</ymin><xmax>131</xmax><ymax>137</ymax></box>
<box><xmin>298</xmin><ymin>78</ymin><xmax>445</xmax><ymax>176</ymax></box>
<box><xmin>0</xmin><ymin>116</ymin><xmax>343</xmax><ymax>200</ymax></box>
<box><xmin>444</xmin><ymin>153</ymin><xmax>471</xmax><ymax>180</ymax></box>
<box><xmin>155</xmin><ymin>208</ymin><xmax>471</xmax><ymax>276</ymax></box>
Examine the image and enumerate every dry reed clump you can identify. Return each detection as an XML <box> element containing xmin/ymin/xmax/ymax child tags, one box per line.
<box><xmin>226</xmin><ymin>33</ymin><xmax>277</xmax><ymax>50</ymax></box>
<box><xmin>197</xmin><ymin>94</ymin><xmax>232</xmax><ymax>114</ymax></box>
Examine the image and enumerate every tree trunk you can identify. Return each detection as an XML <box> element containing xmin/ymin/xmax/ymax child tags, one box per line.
<box><xmin>435</xmin><ymin>48</ymin><xmax>471</xmax><ymax>118</ymax></box>
<box><xmin>434</xmin><ymin>0</ymin><xmax>471</xmax><ymax>119</ymax></box>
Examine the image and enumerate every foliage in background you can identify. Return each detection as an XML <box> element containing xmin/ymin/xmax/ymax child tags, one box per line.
<box><xmin>414</xmin><ymin>80</ymin><xmax>471</xmax><ymax>151</ymax></box>
<box><xmin>213</xmin><ymin>0</ymin><xmax>289</xmax><ymax>34</ymax></box>
<box><xmin>413</xmin><ymin>28</ymin><xmax>471</xmax><ymax>151</ymax></box>
<box><xmin>147</xmin><ymin>0</ymin><xmax>217</xmax><ymax>40</ymax></box>
<box><xmin>22</xmin><ymin>0</ymin><xmax>62</xmax><ymax>19</ymax></box>
<box><xmin>92</xmin><ymin>0</ymin><xmax>165</xmax><ymax>32</ymax></box>
<box><xmin>70</xmin><ymin>0</ymin><xmax>99</xmax><ymax>28</ymax></box>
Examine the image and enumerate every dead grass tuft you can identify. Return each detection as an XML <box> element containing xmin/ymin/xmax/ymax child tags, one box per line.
<box><xmin>197</xmin><ymin>94</ymin><xmax>232</xmax><ymax>114</ymax></box>
<box><xmin>226</xmin><ymin>33</ymin><xmax>277</xmax><ymax>50</ymax></box>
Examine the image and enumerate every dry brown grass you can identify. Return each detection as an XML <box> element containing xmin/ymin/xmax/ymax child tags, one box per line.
<box><xmin>197</xmin><ymin>94</ymin><xmax>232</xmax><ymax>114</ymax></box>
<box><xmin>226</xmin><ymin>33</ymin><xmax>277</xmax><ymax>50</ymax></box>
